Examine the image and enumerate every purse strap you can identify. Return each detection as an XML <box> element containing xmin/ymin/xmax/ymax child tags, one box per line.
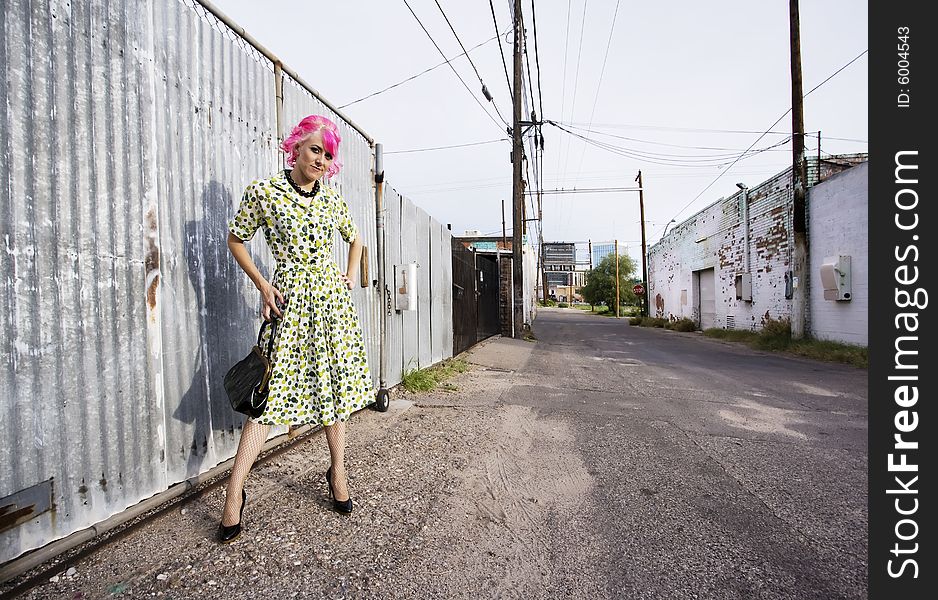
<box><xmin>256</xmin><ymin>315</ymin><xmax>281</xmax><ymax>358</ymax></box>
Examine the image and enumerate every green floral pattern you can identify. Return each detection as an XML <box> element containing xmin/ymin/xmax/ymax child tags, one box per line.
<box><xmin>228</xmin><ymin>170</ymin><xmax>373</xmax><ymax>426</ymax></box>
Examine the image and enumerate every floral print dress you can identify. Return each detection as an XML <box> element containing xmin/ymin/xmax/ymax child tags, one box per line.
<box><xmin>228</xmin><ymin>170</ymin><xmax>373</xmax><ymax>426</ymax></box>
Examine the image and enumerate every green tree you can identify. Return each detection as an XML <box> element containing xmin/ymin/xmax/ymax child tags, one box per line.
<box><xmin>578</xmin><ymin>254</ymin><xmax>638</xmax><ymax>312</ymax></box>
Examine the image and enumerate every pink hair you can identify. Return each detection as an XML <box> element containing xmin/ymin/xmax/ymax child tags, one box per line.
<box><xmin>280</xmin><ymin>115</ymin><xmax>343</xmax><ymax>178</ymax></box>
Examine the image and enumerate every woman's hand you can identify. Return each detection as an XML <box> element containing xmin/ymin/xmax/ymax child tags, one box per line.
<box><xmin>340</xmin><ymin>273</ymin><xmax>355</xmax><ymax>290</ymax></box>
<box><xmin>259</xmin><ymin>281</ymin><xmax>286</xmax><ymax>321</ymax></box>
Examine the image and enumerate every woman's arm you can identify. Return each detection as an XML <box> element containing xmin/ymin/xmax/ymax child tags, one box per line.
<box><xmin>342</xmin><ymin>235</ymin><xmax>364</xmax><ymax>290</ymax></box>
<box><xmin>227</xmin><ymin>232</ymin><xmax>285</xmax><ymax>319</ymax></box>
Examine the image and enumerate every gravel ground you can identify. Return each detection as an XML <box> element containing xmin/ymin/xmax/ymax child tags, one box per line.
<box><xmin>2</xmin><ymin>316</ymin><xmax>869</xmax><ymax>600</ymax></box>
<box><xmin>4</xmin><ymin>339</ymin><xmax>590</xmax><ymax>599</ymax></box>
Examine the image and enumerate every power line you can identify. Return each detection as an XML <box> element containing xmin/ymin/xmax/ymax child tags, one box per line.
<box><xmin>401</xmin><ymin>0</ymin><xmax>507</xmax><ymax>132</ymax></box>
<box><xmin>432</xmin><ymin>0</ymin><xmax>508</xmax><ymax>124</ymax></box>
<box><xmin>559</xmin><ymin>123</ymin><xmax>792</xmax><ymax>153</ymax></box>
<box><xmin>529</xmin><ymin>0</ymin><xmax>545</xmax><ymax>122</ymax></box>
<box><xmin>561</xmin><ymin>0</ymin><xmax>589</xmax><ymax>182</ymax></box>
<box><xmin>338</xmin><ymin>32</ymin><xmax>504</xmax><ymax>109</ymax></box>
<box><xmin>548</xmin><ymin>121</ymin><xmax>792</xmax><ymax>167</ymax></box>
<box><xmin>653</xmin><ymin>48</ymin><xmax>869</xmax><ymax>241</ymax></box>
<box><xmin>554</xmin><ymin>0</ymin><xmax>573</xmax><ymax>187</ymax></box>
<box><xmin>572</xmin><ymin>0</ymin><xmax>621</xmax><ymax>188</ymax></box>
<box><xmin>385</xmin><ymin>138</ymin><xmax>508</xmax><ymax>154</ymax></box>
<box><xmin>488</xmin><ymin>0</ymin><xmax>512</xmax><ymax>97</ymax></box>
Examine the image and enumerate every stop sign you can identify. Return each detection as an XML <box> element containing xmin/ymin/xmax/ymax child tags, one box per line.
<box><xmin>632</xmin><ymin>284</ymin><xmax>645</xmax><ymax>295</ymax></box>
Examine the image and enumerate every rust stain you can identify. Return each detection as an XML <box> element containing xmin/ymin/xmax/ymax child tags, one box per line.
<box><xmin>147</xmin><ymin>274</ymin><xmax>161</xmax><ymax>310</ymax></box>
<box><xmin>145</xmin><ymin>207</ymin><xmax>161</xmax><ymax>310</ymax></box>
<box><xmin>0</xmin><ymin>504</ymin><xmax>36</xmax><ymax>530</ymax></box>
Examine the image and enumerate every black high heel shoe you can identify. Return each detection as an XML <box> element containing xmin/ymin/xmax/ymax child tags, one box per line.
<box><xmin>325</xmin><ymin>467</ymin><xmax>353</xmax><ymax>515</ymax></box>
<box><xmin>218</xmin><ymin>489</ymin><xmax>247</xmax><ymax>543</ymax></box>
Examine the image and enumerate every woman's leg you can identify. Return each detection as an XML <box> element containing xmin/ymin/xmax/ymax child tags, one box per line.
<box><xmin>324</xmin><ymin>421</ymin><xmax>349</xmax><ymax>501</ymax></box>
<box><xmin>221</xmin><ymin>420</ymin><xmax>271</xmax><ymax>526</ymax></box>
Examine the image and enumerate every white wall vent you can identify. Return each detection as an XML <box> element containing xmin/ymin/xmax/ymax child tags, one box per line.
<box><xmin>820</xmin><ymin>256</ymin><xmax>852</xmax><ymax>301</ymax></box>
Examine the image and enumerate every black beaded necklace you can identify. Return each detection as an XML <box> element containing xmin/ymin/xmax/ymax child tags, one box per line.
<box><xmin>284</xmin><ymin>169</ymin><xmax>320</xmax><ymax>198</ymax></box>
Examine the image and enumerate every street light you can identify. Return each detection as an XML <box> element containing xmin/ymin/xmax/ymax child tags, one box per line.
<box><xmin>662</xmin><ymin>218</ymin><xmax>677</xmax><ymax>237</ymax></box>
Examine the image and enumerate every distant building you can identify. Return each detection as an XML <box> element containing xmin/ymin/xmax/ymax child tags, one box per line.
<box><xmin>590</xmin><ymin>242</ymin><xmax>616</xmax><ymax>269</ymax></box>
<box><xmin>542</xmin><ymin>242</ymin><xmax>583</xmax><ymax>301</ymax></box>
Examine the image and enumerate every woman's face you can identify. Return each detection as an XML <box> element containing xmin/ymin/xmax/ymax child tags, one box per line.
<box><xmin>293</xmin><ymin>130</ymin><xmax>334</xmax><ymax>183</ymax></box>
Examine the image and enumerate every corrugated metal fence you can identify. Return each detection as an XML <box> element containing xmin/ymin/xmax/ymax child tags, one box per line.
<box><xmin>0</xmin><ymin>0</ymin><xmax>453</xmax><ymax>565</ymax></box>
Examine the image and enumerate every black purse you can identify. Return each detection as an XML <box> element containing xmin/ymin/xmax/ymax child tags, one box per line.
<box><xmin>224</xmin><ymin>316</ymin><xmax>280</xmax><ymax>419</ymax></box>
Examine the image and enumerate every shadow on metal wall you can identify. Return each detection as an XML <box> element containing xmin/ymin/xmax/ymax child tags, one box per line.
<box><xmin>174</xmin><ymin>181</ymin><xmax>249</xmax><ymax>478</ymax></box>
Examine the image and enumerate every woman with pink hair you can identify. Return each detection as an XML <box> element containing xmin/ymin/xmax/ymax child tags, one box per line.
<box><xmin>218</xmin><ymin>115</ymin><xmax>372</xmax><ymax>543</ymax></box>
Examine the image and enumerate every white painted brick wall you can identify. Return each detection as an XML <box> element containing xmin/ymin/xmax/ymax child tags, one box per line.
<box><xmin>807</xmin><ymin>162</ymin><xmax>868</xmax><ymax>345</ymax></box>
<box><xmin>648</xmin><ymin>170</ymin><xmax>794</xmax><ymax>330</ymax></box>
<box><xmin>649</xmin><ymin>159</ymin><xmax>867</xmax><ymax>345</ymax></box>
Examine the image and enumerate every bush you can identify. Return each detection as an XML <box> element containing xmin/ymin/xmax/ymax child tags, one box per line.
<box><xmin>557</xmin><ymin>302</ymin><xmax>569</xmax><ymax>308</ymax></box>
<box><xmin>666</xmin><ymin>318</ymin><xmax>697</xmax><ymax>332</ymax></box>
<box><xmin>756</xmin><ymin>317</ymin><xmax>792</xmax><ymax>351</ymax></box>
<box><xmin>628</xmin><ymin>316</ymin><xmax>642</xmax><ymax>325</ymax></box>
<box><xmin>640</xmin><ymin>317</ymin><xmax>668</xmax><ymax>328</ymax></box>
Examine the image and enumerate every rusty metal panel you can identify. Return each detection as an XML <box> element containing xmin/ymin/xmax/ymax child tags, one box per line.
<box><xmin>280</xmin><ymin>76</ymin><xmax>380</xmax><ymax>389</ymax></box>
<box><xmin>151</xmin><ymin>0</ymin><xmax>280</xmax><ymax>481</ymax></box>
<box><xmin>0</xmin><ymin>0</ymin><xmax>162</xmax><ymax>563</ymax></box>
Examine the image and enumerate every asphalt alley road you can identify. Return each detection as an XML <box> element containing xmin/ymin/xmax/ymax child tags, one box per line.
<box><xmin>487</xmin><ymin>307</ymin><xmax>868</xmax><ymax>599</ymax></box>
<box><xmin>6</xmin><ymin>306</ymin><xmax>867</xmax><ymax>600</ymax></box>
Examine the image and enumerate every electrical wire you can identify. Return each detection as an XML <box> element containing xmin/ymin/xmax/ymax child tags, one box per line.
<box><xmin>433</xmin><ymin>0</ymin><xmax>508</xmax><ymax>124</ymax></box>
<box><xmin>548</xmin><ymin>121</ymin><xmax>792</xmax><ymax>167</ymax></box>
<box><xmin>529</xmin><ymin>0</ymin><xmax>545</xmax><ymax>123</ymax></box>
<box><xmin>571</xmin><ymin>0</ymin><xmax>621</xmax><ymax>189</ymax></box>
<box><xmin>561</xmin><ymin>0</ymin><xmax>589</xmax><ymax>182</ymax></box>
<box><xmin>384</xmin><ymin>138</ymin><xmax>508</xmax><ymax>154</ymax></box>
<box><xmin>401</xmin><ymin>0</ymin><xmax>507</xmax><ymax>132</ymax></box>
<box><xmin>489</xmin><ymin>0</ymin><xmax>512</xmax><ymax>97</ymax></box>
<box><xmin>652</xmin><ymin>48</ymin><xmax>868</xmax><ymax>241</ymax></box>
<box><xmin>338</xmin><ymin>31</ymin><xmax>505</xmax><ymax>109</ymax></box>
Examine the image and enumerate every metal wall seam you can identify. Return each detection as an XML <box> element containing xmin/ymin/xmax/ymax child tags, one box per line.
<box><xmin>384</xmin><ymin>188</ymin><xmax>405</xmax><ymax>386</ymax></box>
<box><xmin>400</xmin><ymin>198</ymin><xmax>419</xmax><ymax>373</ymax></box>
<box><xmin>428</xmin><ymin>218</ymin><xmax>444</xmax><ymax>365</ymax></box>
<box><xmin>415</xmin><ymin>209</ymin><xmax>432</xmax><ymax>368</ymax></box>
<box><xmin>440</xmin><ymin>224</ymin><xmax>455</xmax><ymax>359</ymax></box>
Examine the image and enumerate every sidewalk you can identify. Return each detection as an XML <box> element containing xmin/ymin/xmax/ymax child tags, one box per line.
<box><xmin>4</xmin><ymin>336</ymin><xmax>564</xmax><ymax>600</ymax></box>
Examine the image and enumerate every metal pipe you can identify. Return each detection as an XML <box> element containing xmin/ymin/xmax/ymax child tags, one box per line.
<box><xmin>737</xmin><ymin>183</ymin><xmax>751</xmax><ymax>272</ymax></box>
<box><xmin>274</xmin><ymin>61</ymin><xmax>284</xmax><ymax>161</ymax></box>
<box><xmin>373</xmin><ymin>145</ymin><xmax>390</xmax><ymax>411</ymax></box>
<box><xmin>193</xmin><ymin>0</ymin><xmax>374</xmax><ymax>145</ymax></box>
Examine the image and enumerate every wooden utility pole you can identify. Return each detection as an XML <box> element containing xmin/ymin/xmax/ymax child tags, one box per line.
<box><xmin>635</xmin><ymin>170</ymin><xmax>649</xmax><ymax>317</ymax></box>
<box><xmin>614</xmin><ymin>239</ymin><xmax>620</xmax><ymax>318</ymax></box>
<box><xmin>511</xmin><ymin>0</ymin><xmax>524</xmax><ymax>338</ymax></box>
<box><xmin>538</xmin><ymin>193</ymin><xmax>547</xmax><ymax>303</ymax></box>
<box><xmin>501</xmin><ymin>199</ymin><xmax>507</xmax><ymax>250</ymax></box>
<box><xmin>789</xmin><ymin>0</ymin><xmax>807</xmax><ymax>339</ymax></box>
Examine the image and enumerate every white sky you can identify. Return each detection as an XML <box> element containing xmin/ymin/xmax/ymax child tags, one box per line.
<box><xmin>209</xmin><ymin>0</ymin><xmax>868</xmax><ymax>266</ymax></box>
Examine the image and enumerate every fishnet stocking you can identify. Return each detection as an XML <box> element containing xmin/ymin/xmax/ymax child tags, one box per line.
<box><xmin>324</xmin><ymin>421</ymin><xmax>349</xmax><ymax>501</ymax></box>
<box><xmin>221</xmin><ymin>420</ymin><xmax>270</xmax><ymax>526</ymax></box>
